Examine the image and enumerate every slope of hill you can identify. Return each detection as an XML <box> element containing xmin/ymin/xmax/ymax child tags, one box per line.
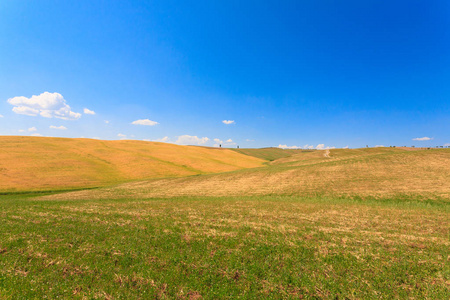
<box><xmin>231</xmin><ymin>147</ymin><xmax>307</xmax><ymax>161</ymax></box>
<box><xmin>0</xmin><ymin>136</ymin><xmax>265</xmax><ymax>192</ymax></box>
<box><xmin>47</xmin><ymin>147</ymin><xmax>450</xmax><ymax>200</ymax></box>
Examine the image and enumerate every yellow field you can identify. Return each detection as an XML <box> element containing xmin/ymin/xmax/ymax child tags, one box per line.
<box><xmin>45</xmin><ymin>146</ymin><xmax>450</xmax><ymax>200</ymax></box>
<box><xmin>0</xmin><ymin>136</ymin><xmax>264</xmax><ymax>192</ymax></box>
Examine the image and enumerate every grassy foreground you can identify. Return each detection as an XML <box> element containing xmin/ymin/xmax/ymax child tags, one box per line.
<box><xmin>1</xmin><ymin>194</ymin><xmax>448</xmax><ymax>299</ymax></box>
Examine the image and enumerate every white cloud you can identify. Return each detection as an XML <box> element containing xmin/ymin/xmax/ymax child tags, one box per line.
<box><xmin>12</xmin><ymin>106</ymin><xmax>39</xmax><ymax>116</ymax></box>
<box><xmin>83</xmin><ymin>108</ymin><xmax>95</xmax><ymax>115</ymax></box>
<box><xmin>131</xmin><ymin>119</ymin><xmax>159</xmax><ymax>126</ymax></box>
<box><xmin>155</xmin><ymin>136</ymin><xmax>170</xmax><ymax>143</ymax></box>
<box><xmin>50</xmin><ymin>125</ymin><xmax>67</xmax><ymax>130</ymax></box>
<box><xmin>444</xmin><ymin>143</ymin><xmax>450</xmax><ymax>147</ymax></box>
<box><xmin>303</xmin><ymin>144</ymin><xmax>314</xmax><ymax>149</ymax></box>
<box><xmin>225</xmin><ymin>139</ymin><xmax>236</xmax><ymax>146</ymax></box>
<box><xmin>31</xmin><ymin>133</ymin><xmax>42</xmax><ymax>136</ymax></box>
<box><xmin>246</xmin><ymin>139</ymin><xmax>255</xmax><ymax>142</ymax></box>
<box><xmin>18</xmin><ymin>129</ymin><xmax>25</xmax><ymax>133</ymax></box>
<box><xmin>176</xmin><ymin>135</ymin><xmax>209</xmax><ymax>145</ymax></box>
<box><xmin>412</xmin><ymin>137</ymin><xmax>433</xmax><ymax>141</ymax></box>
<box><xmin>28</xmin><ymin>127</ymin><xmax>37</xmax><ymax>132</ymax></box>
<box><xmin>7</xmin><ymin>92</ymin><xmax>81</xmax><ymax>120</ymax></box>
<box><xmin>222</xmin><ymin>120</ymin><xmax>235</xmax><ymax>125</ymax></box>
<box><xmin>278</xmin><ymin>144</ymin><xmax>302</xmax><ymax>149</ymax></box>
<box><xmin>104</xmin><ymin>120</ymin><xmax>109</xmax><ymax>124</ymax></box>
<box><xmin>315</xmin><ymin>144</ymin><xmax>335</xmax><ymax>150</ymax></box>
<box><xmin>213</xmin><ymin>138</ymin><xmax>236</xmax><ymax>147</ymax></box>
<box><xmin>117</xmin><ymin>133</ymin><xmax>126</xmax><ymax>138</ymax></box>
<box><xmin>343</xmin><ymin>146</ymin><xmax>349</xmax><ymax>149</ymax></box>
<box><xmin>0</xmin><ymin>114</ymin><xmax>3</xmax><ymax>118</ymax></box>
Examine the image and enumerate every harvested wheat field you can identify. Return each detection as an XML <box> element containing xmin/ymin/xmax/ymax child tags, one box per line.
<box><xmin>0</xmin><ymin>136</ymin><xmax>264</xmax><ymax>192</ymax></box>
<box><xmin>45</xmin><ymin>146</ymin><xmax>450</xmax><ymax>200</ymax></box>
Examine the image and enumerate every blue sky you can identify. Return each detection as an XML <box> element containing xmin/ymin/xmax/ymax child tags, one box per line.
<box><xmin>1</xmin><ymin>0</ymin><xmax>449</xmax><ymax>148</ymax></box>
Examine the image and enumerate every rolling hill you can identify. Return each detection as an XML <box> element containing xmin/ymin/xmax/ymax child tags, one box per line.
<box><xmin>0</xmin><ymin>136</ymin><xmax>265</xmax><ymax>192</ymax></box>
<box><xmin>45</xmin><ymin>146</ymin><xmax>450</xmax><ymax>200</ymax></box>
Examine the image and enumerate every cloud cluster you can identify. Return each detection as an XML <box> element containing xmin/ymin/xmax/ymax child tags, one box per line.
<box><xmin>176</xmin><ymin>135</ymin><xmax>209</xmax><ymax>145</ymax></box>
<box><xmin>132</xmin><ymin>119</ymin><xmax>159</xmax><ymax>126</ymax></box>
<box><xmin>222</xmin><ymin>120</ymin><xmax>235</xmax><ymax>125</ymax></box>
<box><xmin>50</xmin><ymin>125</ymin><xmax>67</xmax><ymax>130</ymax></box>
<box><xmin>278</xmin><ymin>144</ymin><xmax>301</xmax><ymax>149</ymax></box>
<box><xmin>316</xmin><ymin>144</ymin><xmax>325</xmax><ymax>150</ymax></box>
<box><xmin>116</xmin><ymin>133</ymin><xmax>128</xmax><ymax>140</ymax></box>
<box><xmin>7</xmin><ymin>92</ymin><xmax>81</xmax><ymax>120</ymax></box>
<box><xmin>278</xmin><ymin>144</ymin><xmax>335</xmax><ymax>150</ymax></box>
<box><xmin>83</xmin><ymin>108</ymin><xmax>95</xmax><ymax>115</ymax></box>
<box><xmin>18</xmin><ymin>127</ymin><xmax>39</xmax><ymax>133</ymax></box>
<box><xmin>412</xmin><ymin>137</ymin><xmax>433</xmax><ymax>141</ymax></box>
<box><xmin>213</xmin><ymin>138</ymin><xmax>236</xmax><ymax>147</ymax></box>
<box><xmin>155</xmin><ymin>136</ymin><xmax>170</xmax><ymax>143</ymax></box>
<box><xmin>0</xmin><ymin>114</ymin><xmax>3</xmax><ymax>118</ymax></box>
<box><xmin>314</xmin><ymin>144</ymin><xmax>336</xmax><ymax>150</ymax></box>
<box><xmin>213</xmin><ymin>139</ymin><xmax>236</xmax><ymax>147</ymax></box>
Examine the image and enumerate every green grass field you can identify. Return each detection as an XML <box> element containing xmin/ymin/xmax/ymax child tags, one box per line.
<box><xmin>1</xmin><ymin>139</ymin><xmax>449</xmax><ymax>299</ymax></box>
<box><xmin>1</xmin><ymin>194</ymin><xmax>448</xmax><ymax>299</ymax></box>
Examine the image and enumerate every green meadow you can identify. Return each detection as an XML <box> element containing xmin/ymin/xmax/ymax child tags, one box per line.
<box><xmin>1</xmin><ymin>194</ymin><xmax>448</xmax><ymax>299</ymax></box>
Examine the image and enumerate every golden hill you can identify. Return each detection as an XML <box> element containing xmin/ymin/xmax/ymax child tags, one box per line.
<box><xmin>47</xmin><ymin>146</ymin><xmax>450</xmax><ymax>200</ymax></box>
<box><xmin>0</xmin><ymin>136</ymin><xmax>265</xmax><ymax>192</ymax></box>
